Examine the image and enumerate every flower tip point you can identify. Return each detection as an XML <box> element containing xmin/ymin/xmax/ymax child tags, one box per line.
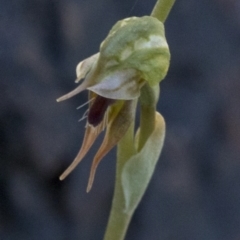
<box><xmin>56</xmin><ymin>94</ymin><xmax>71</xmax><ymax>102</ymax></box>
<box><xmin>86</xmin><ymin>166</ymin><xmax>97</xmax><ymax>193</ymax></box>
<box><xmin>86</xmin><ymin>177</ymin><xmax>95</xmax><ymax>192</ymax></box>
<box><xmin>86</xmin><ymin>185</ymin><xmax>91</xmax><ymax>193</ymax></box>
<box><xmin>75</xmin><ymin>78</ymin><xmax>81</xmax><ymax>83</ymax></box>
<box><xmin>59</xmin><ymin>174</ymin><xmax>66</xmax><ymax>181</ymax></box>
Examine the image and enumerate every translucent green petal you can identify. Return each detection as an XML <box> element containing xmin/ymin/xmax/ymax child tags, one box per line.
<box><xmin>121</xmin><ymin>112</ymin><xmax>165</xmax><ymax>212</ymax></box>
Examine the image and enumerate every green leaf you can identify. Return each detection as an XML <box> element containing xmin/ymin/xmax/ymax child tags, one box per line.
<box><xmin>121</xmin><ymin>112</ymin><xmax>165</xmax><ymax>213</ymax></box>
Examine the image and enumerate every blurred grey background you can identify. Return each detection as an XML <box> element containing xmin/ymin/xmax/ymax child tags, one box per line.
<box><xmin>1</xmin><ymin>0</ymin><xmax>240</xmax><ymax>239</ymax></box>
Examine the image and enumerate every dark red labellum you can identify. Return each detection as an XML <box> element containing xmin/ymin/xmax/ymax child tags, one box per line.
<box><xmin>88</xmin><ymin>95</ymin><xmax>115</xmax><ymax>127</ymax></box>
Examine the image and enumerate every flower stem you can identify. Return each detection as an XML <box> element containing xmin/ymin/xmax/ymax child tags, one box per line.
<box><xmin>151</xmin><ymin>0</ymin><xmax>176</xmax><ymax>23</ymax></box>
<box><xmin>103</xmin><ymin>119</ymin><xmax>136</xmax><ymax>240</ymax></box>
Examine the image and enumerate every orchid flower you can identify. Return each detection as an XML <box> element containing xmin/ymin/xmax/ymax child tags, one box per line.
<box><xmin>56</xmin><ymin>0</ymin><xmax>177</xmax><ymax>238</ymax></box>
<box><xmin>57</xmin><ymin>16</ymin><xmax>170</xmax><ymax>192</ymax></box>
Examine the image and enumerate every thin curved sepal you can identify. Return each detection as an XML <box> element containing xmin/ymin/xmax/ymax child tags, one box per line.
<box><xmin>86</xmin><ymin>100</ymin><xmax>136</xmax><ymax>192</ymax></box>
<box><xmin>59</xmin><ymin>124</ymin><xmax>101</xmax><ymax>180</ymax></box>
<box><xmin>59</xmin><ymin>92</ymin><xmax>105</xmax><ymax>180</ymax></box>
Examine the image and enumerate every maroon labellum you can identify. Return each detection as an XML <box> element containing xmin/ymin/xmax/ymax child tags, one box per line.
<box><xmin>88</xmin><ymin>95</ymin><xmax>115</xmax><ymax>127</ymax></box>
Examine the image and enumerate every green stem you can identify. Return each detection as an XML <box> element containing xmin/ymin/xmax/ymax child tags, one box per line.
<box><xmin>103</xmin><ymin>120</ymin><xmax>136</xmax><ymax>240</ymax></box>
<box><xmin>151</xmin><ymin>0</ymin><xmax>176</xmax><ymax>23</ymax></box>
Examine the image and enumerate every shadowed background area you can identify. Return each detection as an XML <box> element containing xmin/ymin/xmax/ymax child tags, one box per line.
<box><xmin>1</xmin><ymin>0</ymin><xmax>240</xmax><ymax>239</ymax></box>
